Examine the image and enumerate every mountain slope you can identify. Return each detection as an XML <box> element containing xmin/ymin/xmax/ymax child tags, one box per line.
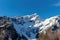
<box><xmin>0</xmin><ymin>14</ymin><xmax>60</xmax><ymax>40</ymax></box>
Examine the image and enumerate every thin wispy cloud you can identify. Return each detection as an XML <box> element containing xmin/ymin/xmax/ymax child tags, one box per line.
<box><xmin>53</xmin><ymin>2</ymin><xmax>60</xmax><ymax>7</ymax></box>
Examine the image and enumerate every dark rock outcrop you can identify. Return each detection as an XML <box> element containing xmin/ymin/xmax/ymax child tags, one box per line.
<box><xmin>0</xmin><ymin>16</ymin><xmax>20</xmax><ymax>40</ymax></box>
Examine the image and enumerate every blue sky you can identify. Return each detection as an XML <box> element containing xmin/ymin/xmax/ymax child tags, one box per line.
<box><xmin>0</xmin><ymin>0</ymin><xmax>60</xmax><ymax>19</ymax></box>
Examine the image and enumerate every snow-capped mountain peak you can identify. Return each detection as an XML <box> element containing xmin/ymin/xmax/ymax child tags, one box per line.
<box><xmin>12</xmin><ymin>14</ymin><xmax>60</xmax><ymax>40</ymax></box>
<box><xmin>0</xmin><ymin>14</ymin><xmax>60</xmax><ymax>40</ymax></box>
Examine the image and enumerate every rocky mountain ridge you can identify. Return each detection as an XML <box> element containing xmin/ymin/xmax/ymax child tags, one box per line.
<box><xmin>0</xmin><ymin>14</ymin><xmax>60</xmax><ymax>40</ymax></box>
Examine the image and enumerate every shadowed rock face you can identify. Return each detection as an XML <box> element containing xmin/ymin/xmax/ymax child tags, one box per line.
<box><xmin>5</xmin><ymin>25</ymin><xmax>19</xmax><ymax>40</ymax></box>
<box><xmin>0</xmin><ymin>24</ymin><xmax>19</xmax><ymax>40</ymax></box>
<box><xmin>0</xmin><ymin>16</ymin><xmax>20</xmax><ymax>40</ymax></box>
<box><xmin>0</xmin><ymin>16</ymin><xmax>29</xmax><ymax>40</ymax></box>
<box><xmin>37</xmin><ymin>26</ymin><xmax>60</xmax><ymax>40</ymax></box>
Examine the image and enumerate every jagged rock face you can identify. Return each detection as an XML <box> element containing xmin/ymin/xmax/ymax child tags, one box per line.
<box><xmin>0</xmin><ymin>16</ymin><xmax>20</xmax><ymax>40</ymax></box>
<box><xmin>0</xmin><ymin>15</ymin><xmax>38</xmax><ymax>40</ymax></box>
<box><xmin>0</xmin><ymin>14</ymin><xmax>40</xmax><ymax>40</ymax></box>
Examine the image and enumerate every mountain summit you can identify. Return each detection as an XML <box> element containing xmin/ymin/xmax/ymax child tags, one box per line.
<box><xmin>0</xmin><ymin>14</ymin><xmax>60</xmax><ymax>40</ymax></box>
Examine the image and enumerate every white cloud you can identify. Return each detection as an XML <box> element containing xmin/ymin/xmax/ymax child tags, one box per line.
<box><xmin>53</xmin><ymin>2</ymin><xmax>60</xmax><ymax>7</ymax></box>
